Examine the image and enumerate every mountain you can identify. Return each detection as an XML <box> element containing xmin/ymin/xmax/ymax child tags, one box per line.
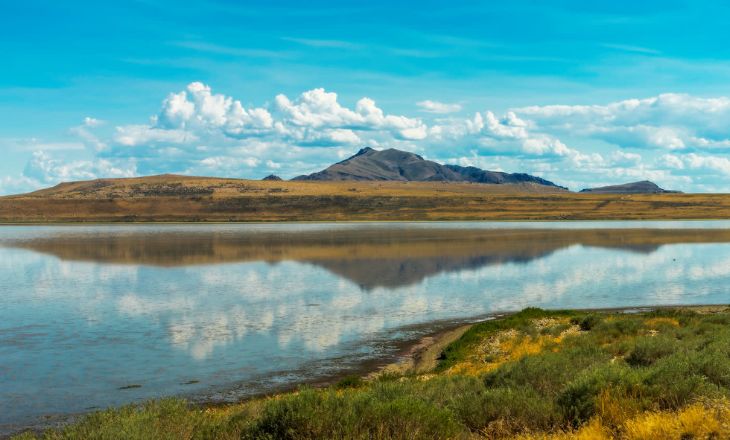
<box><xmin>293</xmin><ymin>147</ymin><xmax>566</xmax><ymax>189</ymax></box>
<box><xmin>580</xmin><ymin>181</ymin><xmax>681</xmax><ymax>194</ymax></box>
<box><xmin>262</xmin><ymin>174</ymin><xmax>282</xmax><ymax>181</ymax></box>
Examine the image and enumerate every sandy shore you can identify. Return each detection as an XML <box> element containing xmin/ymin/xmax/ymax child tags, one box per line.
<box><xmin>366</xmin><ymin>303</ymin><xmax>729</xmax><ymax>381</ymax></box>
<box><xmin>370</xmin><ymin>324</ymin><xmax>475</xmax><ymax>378</ymax></box>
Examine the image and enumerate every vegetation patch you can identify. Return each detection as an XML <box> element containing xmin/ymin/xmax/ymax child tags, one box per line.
<box><xmin>13</xmin><ymin>307</ymin><xmax>730</xmax><ymax>439</ymax></box>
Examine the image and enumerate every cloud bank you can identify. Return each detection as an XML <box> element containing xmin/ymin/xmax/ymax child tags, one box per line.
<box><xmin>7</xmin><ymin>83</ymin><xmax>730</xmax><ymax>194</ymax></box>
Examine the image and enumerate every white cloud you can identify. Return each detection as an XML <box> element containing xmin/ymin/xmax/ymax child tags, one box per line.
<box><xmin>23</xmin><ymin>151</ymin><xmax>136</xmax><ymax>184</ymax></box>
<box><xmin>0</xmin><ymin>175</ymin><xmax>41</xmax><ymax>194</ymax></box>
<box><xmin>83</xmin><ymin>117</ymin><xmax>103</xmax><ymax>127</ymax></box>
<box><xmin>198</xmin><ymin>156</ymin><xmax>260</xmax><ymax>171</ymax></box>
<box><xmin>663</xmin><ymin>153</ymin><xmax>730</xmax><ymax>176</ymax></box>
<box><xmin>660</xmin><ymin>154</ymin><xmax>685</xmax><ymax>170</ymax></box>
<box><xmin>515</xmin><ymin>93</ymin><xmax>730</xmax><ymax>151</ymax></box>
<box><xmin>438</xmin><ymin>110</ymin><xmax>575</xmax><ymax>157</ymax></box>
<box><xmin>114</xmin><ymin>125</ymin><xmax>195</xmax><ymax>147</ymax></box>
<box><xmin>482</xmin><ymin>111</ymin><xmax>529</xmax><ymax>139</ymax></box>
<box><xmin>156</xmin><ymin>82</ymin><xmax>273</xmax><ymax>136</ymax></box>
<box><xmin>416</xmin><ymin>100</ymin><xmax>462</xmax><ymax>114</ymax></box>
<box><xmin>276</xmin><ymin>88</ymin><xmax>428</xmax><ymax>140</ymax></box>
<box><xmin>70</xmin><ymin>118</ymin><xmax>108</xmax><ymax>152</ymax></box>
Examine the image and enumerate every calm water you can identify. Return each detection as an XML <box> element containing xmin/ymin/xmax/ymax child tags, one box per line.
<box><xmin>2</xmin><ymin>221</ymin><xmax>730</xmax><ymax>433</ymax></box>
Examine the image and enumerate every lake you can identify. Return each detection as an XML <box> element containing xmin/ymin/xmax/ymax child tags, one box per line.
<box><xmin>2</xmin><ymin>221</ymin><xmax>730</xmax><ymax>434</ymax></box>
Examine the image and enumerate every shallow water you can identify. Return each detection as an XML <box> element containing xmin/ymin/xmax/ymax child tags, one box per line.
<box><xmin>2</xmin><ymin>221</ymin><xmax>730</xmax><ymax>433</ymax></box>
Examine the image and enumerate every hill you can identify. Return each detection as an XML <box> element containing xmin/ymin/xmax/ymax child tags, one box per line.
<box><xmin>580</xmin><ymin>180</ymin><xmax>680</xmax><ymax>194</ymax></box>
<box><xmin>293</xmin><ymin>147</ymin><xmax>566</xmax><ymax>189</ymax></box>
<box><xmin>1</xmin><ymin>174</ymin><xmax>730</xmax><ymax>222</ymax></box>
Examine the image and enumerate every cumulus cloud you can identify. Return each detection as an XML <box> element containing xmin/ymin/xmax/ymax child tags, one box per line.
<box><xmin>435</xmin><ymin>110</ymin><xmax>575</xmax><ymax>158</ymax></box>
<box><xmin>156</xmin><ymin>82</ymin><xmax>273</xmax><ymax>136</ymax></box>
<box><xmin>276</xmin><ymin>88</ymin><xmax>428</xmax><ymax>140</ymax></box>
<box><xmin>416</xmin><ymin>100</ymin><xmax>462</xmax><ymax>114</ymax></box>
<box><xmin>23</xmin><ymin>151</ymin><xmax>136</xmax><ymax>184</ymax></box>
<box><xmin>662</xmin><ymin>153</ymin><xmax>730</xmax><ymax>176</ymax></box>
<box><xmin>515</xmin><ymin>93</ymin><xmax>730</xmax><ymax>151</ymax></box>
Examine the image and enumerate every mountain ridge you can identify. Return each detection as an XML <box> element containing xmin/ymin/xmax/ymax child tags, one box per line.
<box><xmin>293</xmin><ymin>147</ymin><xmax>567</xmax><ymax>189</ymax></box>
<box><xmin>580</xmin><ymin>180</ymin><xmax>681</xmax><ymax>194</ymax></box>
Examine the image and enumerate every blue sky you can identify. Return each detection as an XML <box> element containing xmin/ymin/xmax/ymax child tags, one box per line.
<box><xmin>4</xmin><ymin>0</ymin><xmax>730</xmax><ymax>193</ymax></box>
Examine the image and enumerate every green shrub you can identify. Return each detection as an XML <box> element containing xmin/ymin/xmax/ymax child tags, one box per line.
<box><xmin>625</xmin><ymin>336</ymin><xmax>678</xmax><ymax>367</ymax></box>
<box><xmin>571</xmin><ymin>314</ymin><xmax>602</xmax><ymax>331</ymax></box>
<box><xmin>336</xmin><ymin>375</ymin><xmax>365</xmax><ymax>389</ymax></box>
<box><xmin>36</xmin><ymin>399</ymin><xmax>205</xmax><ymax>440</ymax></box>
<box><xmin>242</xmin><ymin>386</ymin><xmax>463</xmax><ymax>440</ymax></box>
<box><xmin>451</xmin><ymin>386</ymin><xmax>558</xmax><ymax>433</ymax></box>
<box><xmin>484</xmin><ymin>343</ymin><xmax>609</xmax><ymax>396</ymax></box>
<box><xmin>593</xmin><ymin>318</ymin><xmax>643</xmax><ymax>341</ymax></box>
<box><xmin>557</xmin><ymin>364</ymin><xmax>647</xmax><ymax>426</ymax></box>
<box><xmin>643</xmin><ymin>353</ymin><xmax>716</xmax><ymax>409</ymax></box>
<box><xmin>692</xmin><ymin>349</ymin><xmax>730</xmax><ymax>388</ymax></box>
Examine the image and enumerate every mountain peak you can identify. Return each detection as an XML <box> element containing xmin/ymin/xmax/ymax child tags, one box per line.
<box><xmin>355</xmin><ymin>147</ymin><xmax>375</xmax><ymax>156</ymax></box>
<box><xmin>292</xmin><ymin>147</ymin><xmax>565</xmax><ymax>189</ymax></box>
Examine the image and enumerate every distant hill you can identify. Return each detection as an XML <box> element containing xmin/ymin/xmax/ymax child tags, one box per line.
<box><xmin>293</xmin><ymin>147</ymin><xmax>567</xmax><ymax>189</ymax></box>
<box><xmin>262</xmin><ymin>174</ymin><xmax>282</xmax><ymax>181</ymax></box>
<box><xmin>2</xmin><ymin>168</ymin><xmax>722</xmax><ymax>223</ymax></box>
<box><xmin>580</xmin><ymin>181</ymin><xmax>681</xmax><ymax>194</ymax></box>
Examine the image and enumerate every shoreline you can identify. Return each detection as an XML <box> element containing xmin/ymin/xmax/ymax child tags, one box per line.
<box><xmin>4</xmin><ymin>217</ymin><xmax>730</xmax><ymax>225</ymax></box>
<box><xmin>3</xmin><ymin>303</ymin><xmax>729</xmax><ymax>438</ymax></box>
<box><xmin>365</xmin><ymin>303</ymin><xmax>730</xmax><ymax>381</ymax></box>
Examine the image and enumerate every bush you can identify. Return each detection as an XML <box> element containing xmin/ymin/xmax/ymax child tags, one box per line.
<box><xmin>451</xmin><ymin>386</ymin><xmax>558</xmax><ymax>433</ymax></box>
<box><xmin>644</xmin><ymin>354</ymin><xmax>717</xmax><ymax>409</ymax></box>
<box><xmin>37</xmin><ymin>399</ymin><xmax>206</xmax><ymax>440</ymax></box>
<box><xmin>336</xmin><ymin>375</ymin><xmax>365</xmax><ymax>389</ymax></box>
<box><xmin>625</xmin><ymin>336</ymin><xmax>677</xmax><ymax>367</ymax></box>
<box><xmin>594</xmin><ymin>318</ymin><xmax>643</xmax><ymax>341</ymax></box>
<box><xmin>571</xmin><ymin>314</ymin><xmax>603</xmax><ymax>331</ymax></box>
<box><xmin>557</xmin><ymin>364</ymin><xmax>647</xmax><ymax>426</ymax></box>
<box><xmin>484</xmin><ymin>343</ymin><xmax>609</xmax><ymax>396</ymax></box>
<box><xmin>243</xmin><ymin>386</ymin><xmax>463</xmax><ymax>440</ymax></box>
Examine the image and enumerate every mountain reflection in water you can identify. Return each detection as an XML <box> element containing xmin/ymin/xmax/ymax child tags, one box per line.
<box><xmin>6</xmin><ymin>227</ymin><xmax>730</xmax><ymax>289</ymax></box>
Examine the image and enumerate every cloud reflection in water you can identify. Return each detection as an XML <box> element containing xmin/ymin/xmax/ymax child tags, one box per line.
<box><xmin>2</xmin><ymin>224</ymin><xmax>730</xmax><ymax>430</ymax></box>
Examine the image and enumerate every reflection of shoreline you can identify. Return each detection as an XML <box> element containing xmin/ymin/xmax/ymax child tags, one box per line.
<box><xmin>6</xmin><ymin>228</ymin><xmax>730</xmax><ymax>289</ymax></box>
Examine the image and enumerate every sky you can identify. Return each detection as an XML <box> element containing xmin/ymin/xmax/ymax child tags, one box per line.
<box><xmin>3</xmin><ymin>0</ymin><xmax>730</xmax><ymax>194</ymax></box>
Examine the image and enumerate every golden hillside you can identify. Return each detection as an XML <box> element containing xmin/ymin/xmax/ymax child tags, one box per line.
<box><xmin>1</xmin><ymin>174</ymin><xmax>730</xmax><ymax>222</ymax></box>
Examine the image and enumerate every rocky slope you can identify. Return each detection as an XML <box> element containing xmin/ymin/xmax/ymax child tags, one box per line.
<box><xmin>293</xmin><ymin>147</ymin><xmax>566</xmax><ymax>189</ymax></box>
